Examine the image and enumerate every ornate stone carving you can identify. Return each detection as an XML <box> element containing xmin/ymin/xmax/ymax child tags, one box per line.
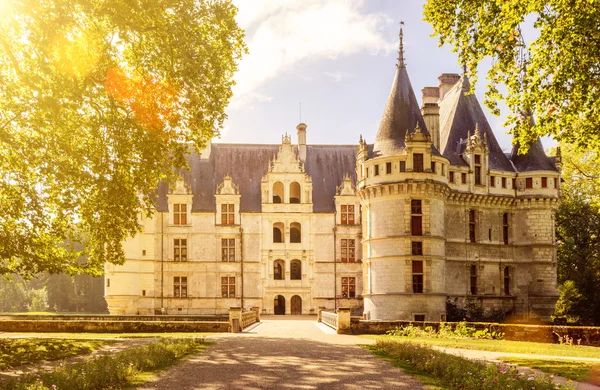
<box><xmin>216</xmin><ymin>175</ymin><xmax>239</xmax><ymax>195</ymax></box>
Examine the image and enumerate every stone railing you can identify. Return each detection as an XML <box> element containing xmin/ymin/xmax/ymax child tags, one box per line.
<box><xmin>241</xmin><ymin>310</ymin><xmax>258</xmax><ymax>329</ymax></box>
<box><xmin>318</xmin><ymin>307</ymin><xmax>351</xmax><ymax>334</ymax></box>
<box><xmin>229</xmin><ymin>306</ymin><xmax>260</xmax><ymax>333</ymax></box>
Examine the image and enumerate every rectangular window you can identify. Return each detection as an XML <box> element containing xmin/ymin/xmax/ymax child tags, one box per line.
<box><xmin>411</xmin><ymin>242</ymin><xmax>423</xmax><ymax>256</ymax></box>
<box><xmin>386</xmin><ymin>162</ymin><xmax>392</xmax><ymax>174</ymax></box>
<box><xmin>431</xmin><ymin>161</ymin><xmax>436</xmax><ymax>173</ymax></box>
<box><xmin>411</xmin><ymin>200</ymin><xmax>422</xmax><ymax>236</ymax></box>
<box><xmin>400</xmin><ymin>161</ymin><xmax>406</xmax><ymax>172</ymax></box>
<box><xmin>173</xmin><ymin>204</ymin><xmax>187</xmax><ymax>225</ymax></box>
<box><xmin>469</xmin><ymin>210</ymin><xmax>476</xmax><ymax>243</ymax></box>
<box><xmin>512</xmin><ymin>178</ymin><xmax>516</xmax><ymax>189</ymax></box>
<box><xmin>414</xmin><ymin>314</ymin><xmax>425</xmax><ymax>322</ymax></box>
<box><xmin>449</xmin><ymin>171</ymin><xmax>455</xmax><ymax>183</ymax></box>
<box><xmin>413</xmin><ymin>154</ymin><xmax>424</xmax><ymax>172</ymax></box>
<box><xmin>554</xmin><ymin>178</ymin><xmax>558</xmax><ymax>189</ymax></box>
<box><xmin>341</xmin><ymin>277</ymin><xmax>356</xmax><ymax>298</ymax></box>
<box><xmin>412</xmin><ymin>260</ymin><xmax>424</xmax><ymax>293</ymax></box>
<box><xmin>174</xmin><ymin>276</ymin><xmax>187</xmax><ymax>298</ymax></box>
<box><xmin>461</xmin><ymin>172</ymin><xmax>467</xmax><ymax>184</ymax></box>
<box><xmin>526</xmin><ymin>178</ymin><xmax>533</xmax><ymax>189</ymax></box>
<box><xmin>442</xmin><ymin>165</ymin><xmax>446</xmax><ymax>176</ymax></box>
<box><xmin>542</xmin><ymin>177</ymin><xmax>547</xmax><ymax>188</ymax></box>
<box><xmin>341</xmin><ymin>239</ymin><xmax>356</xmax><ymax>262</ymax></box>
<box><xmin>221</xmin><ymin>277</ymin><xmax>235</xmax><ymax>298</ymax></box>
<box><xmin>106</xmin><ymin>278</ymin><xmax>110</xmax><ymax>288</ymax></box>
<box><xmin>502</xmin><ymin>177</ymin><xmax>507</xmax><ymax>188</ymax></box>
<box><xmin>221</xmin><ymin>238</ymin><xmax>235</xmax><ymax>262</ymax></box>
<box><xmin>374</xmin><ymin>165</ymin><xmax>380</xmax><ymax>176</ymax></box>
<box><xmin>504</xmin><ymin>267</ymin><xmax>511</xmax><ymax>295</ymax></box>
<box><xmin>341</xmin><ymin>205</ymin><xmax>355</xmax><ymax>225</ymax></box>
<box><xmin>474</xmin><ymin>155</ymin><xmax>482</xmax><ymax>185</ymax></box>
<box><xmin>503</xmin><ymin>213</ymin><xmax>509</xmax><ymax>245</ymax></box>
<box><xmin>221</xmin><ymin>204</ymin><xmax>235</xmax><ymax>225</ymax></box>
<box><xmin>470</xmin><ymin>265</ymin><xmax>477</xmax><ymax>295</ymax></box>
<box><xmin>174</xmin><ymin>239</ymin><xmax>187</xmax><ymax>262</ymax></box>
<box><xmin>490</xmin><ymin>176</ymin><xmax>495</xmax><ymax>187</ymax></box>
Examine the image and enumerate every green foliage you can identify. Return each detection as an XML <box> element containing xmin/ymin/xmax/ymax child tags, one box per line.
<box><xmin>386</xmin><ymin>321</ymin><xmax>504</xmax><ymax>340</ymax></box>
<box><xmin>0</xmin><ymin>338</ymin><xmax>112</xmax><ymax>370</ymax></box>
<box><xmin>499</xmin><ymin>357</ymin><xmax>599</xmax><ymax>385</ymax></box>
<box><xmin>3</xmin><ymin>338</ymin><xmax>207</xmax><ymax>390</ymax></box>
<box><xmin>371</xmin><ymin>341</ymin><xmax>573</xmax><ymax>389</ymax></box>
<box><xmin>553</xmin><ymin>280</ymin><xmax>583</xmax><ymax>324</ymax></box>
<box><xmin>0</xmin><ymin>0</ymin><xmax>247</xmax><ymax>276</ymax></box>
<box><xmin>446</xmin><ymin>297</ymin><xmax>499</xmax><ymax>322</ymax></box>
<box><xmin>423</xmin><ymin>1</ymin><xmax>600</xmax><ymax>152</ymax></box>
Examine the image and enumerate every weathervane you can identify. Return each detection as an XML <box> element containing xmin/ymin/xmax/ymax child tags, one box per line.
<box><xmin>397</xmin><ymin>21</ymin><xmax>405</xmax><ymax>68</ymax></box>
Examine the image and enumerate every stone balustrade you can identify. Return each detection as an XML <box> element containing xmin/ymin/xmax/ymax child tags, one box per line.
<box><xmin>229</xmin><ymin>306</ymin><xmax>260</xmax><ymax>333</ymax></box>
<box><xmin>321</xmin><ymin>311</ymin><xmax>338</xmax><ymax>330</ymax></box>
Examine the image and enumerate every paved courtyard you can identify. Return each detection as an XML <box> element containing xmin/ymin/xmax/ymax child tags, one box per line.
<box><xmin>138</xmin><ymin>316</ymin><xmax>426</xmax><ymax>390</ymax></box>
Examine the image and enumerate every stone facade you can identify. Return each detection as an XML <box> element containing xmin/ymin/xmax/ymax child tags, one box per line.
<box><xmin>106</xmin><ymin>36</ymin><xmax>560</xmax><ymax>321</ymax></box>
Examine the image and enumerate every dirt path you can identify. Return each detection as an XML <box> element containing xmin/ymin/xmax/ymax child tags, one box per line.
<box><xmin>137</xmin><ymin>316</ymin><xmax>425</xmax><ymax>390</ymax></box>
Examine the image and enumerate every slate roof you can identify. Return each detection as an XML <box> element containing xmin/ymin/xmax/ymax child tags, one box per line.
<box><xmin>510</xmin><ymin>138</ymin><xmax>557</xmax><ymax>172</ymax></box>
<box><xmin>373</xmin><ymin>64</ymin><xmax>429</xmax><ymax>157</ymax></box>
<box><xmin>156</xmin><ymin>144</ymin><xmax>357</xmax><ymax>213</ymax></box>
<box><xmin>439</xmin><ymin>76</ymin><xmax>515</xmax><ymax>172</ymax></box>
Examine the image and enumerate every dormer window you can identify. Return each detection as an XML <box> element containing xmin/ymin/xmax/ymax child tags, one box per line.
<box><xmin>413</xmin><ymin>154</ymin><xmax>424</xmax><ymax>172</ymax></box>
<box><xmin>290</xmin><ymin>182</ymin><xmax>301</xmax><ymax>203</ymax></box>
<box><xmin>341</xmin><ymin>205</ymin><xmax>355</xmax><ymax>225</ymax></box>
<box><xmin>474</xmin><ymin>154</ymin><xmax>482</xmax><ymax>185</ymax></box>
<box><xmin>273</xmin><ymin>182</ymin><xmax>284</xmax><ymax>203</ymax></box>
<box><xmin>221</xmin><ymin>204</ymin><xmax>235</xmax><ymax>225</ymax></box>
<box><xmin>173</xmin><ymin>204</ymin><xmax>187</xmax><ymax>225</ymax></box>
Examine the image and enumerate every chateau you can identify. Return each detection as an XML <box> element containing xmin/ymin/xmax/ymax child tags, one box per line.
<box><xmin>105</xmin><ymin>32</ymin><xmax>561</xmax><ymax>322</ymax></box>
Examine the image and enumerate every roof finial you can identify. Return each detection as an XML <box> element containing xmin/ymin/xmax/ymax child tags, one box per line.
<box><xmin>397</xmin><ymin>21</ymin><xmax>405</xmax><ymax>68</ymax></box>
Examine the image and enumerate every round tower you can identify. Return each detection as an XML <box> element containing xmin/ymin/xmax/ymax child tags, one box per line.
<box><xmin>357</xmin><ymin>26</ymin><xmax>450</xmax><ymax>321</ymax></box>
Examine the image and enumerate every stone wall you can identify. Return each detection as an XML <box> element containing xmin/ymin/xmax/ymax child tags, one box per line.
<box><xmin>0</xmin><ymin>319</ymin><xmax>229</xmax><ymax>333</ymax></box>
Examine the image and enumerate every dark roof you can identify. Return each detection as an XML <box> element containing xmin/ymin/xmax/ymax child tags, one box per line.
<box><xmin>439</xmin><ymin>76</ymin><xmax>515</xmax><ymax>172</ymax></box>
<box><xmin>510</xmin><ymin>138</ymin><xmax>557</xmax><ymax>172</ymax></box>
<box><xmin>373</xmin><ymin>65</ymin><xmax>428</xmax><ymax>157</ymax></box>
<box><xmin>157</xmin><ymin>144</ymin><xmax>357</xmax><ymax>213</ymax></box>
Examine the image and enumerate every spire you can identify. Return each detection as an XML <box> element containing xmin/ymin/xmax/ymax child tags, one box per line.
<box><xmin>510</xmin><ymin>111</ymin><xmax>557</xmax><ymax>172</ymax></box>
<box><xmin>397</xmin><ymin>21</ymin><xmax>405</xmax><ymax>68</ymax></box>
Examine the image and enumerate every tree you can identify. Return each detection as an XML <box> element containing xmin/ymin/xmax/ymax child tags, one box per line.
<box><xmin>0</xmin><ymin>0</ymin><xmax>246</xmax><ymax>277</ymax></box>
<box><xmin>553</xmin><ymin>280</ymin><xmax>582</xmax><ymax>324</ymax></box>
<box><xmin>424</xmin><ymin>1</ymin><xmax>600</xmax><ymax>152</ymax></box>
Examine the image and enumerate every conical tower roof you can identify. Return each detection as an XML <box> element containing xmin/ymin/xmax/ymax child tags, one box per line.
<box><xmin>510</xmin><ymin>114</ymin><xmax>557</xmax><ymax>172</ymax></box>
<box><xmin>373</xmin><ymin>26</ymin><xmax>428</xmax><ymax>157</ymax></box>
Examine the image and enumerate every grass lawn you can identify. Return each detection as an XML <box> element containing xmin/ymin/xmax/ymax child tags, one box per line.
<box><xmin>0</xmin><ymin>338</ymin><xmax>115</xmax><ymax>369</ymax></box>
<box><xmin>499</xmin><ymin>357</ymin><xmax>600</xmax><ymax>385</ymax></box>
<box><xmin>1</xmin><ymin>332</ymin><xmax>214</xmax><ymax>339</ymax></box>
<box><xmin>361</xmin><ymin>335</ymin><xmax>600</xmax><ymax>359</ymax></box>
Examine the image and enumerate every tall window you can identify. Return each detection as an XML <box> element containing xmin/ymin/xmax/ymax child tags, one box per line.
<box><xmin>449</xmin><ymin>171</ymin><xmax>455</xmax><ymax>183</ymax></box>
<box><xmin>273</xmin><ymin>260</ymin><xmax>284</xmax><ymax>280</ymax></box>
<box><xmin>290</xmin><ymin>182</ymin><xmax>301</xmax><ymax>203</ymax></box>
<box><xmin>221</xmin><ymin>239</ymin><xmax>235</xmax><ymax>262</ymax></box>
<box><xmin>221</xmin><ymin>277</ymin><xmax>235</xmax><ymax>298</ymax></box>
<box><xmin>412</xmin><ymin>261</ymin><xmax>424</xmax><ymax>293</ymax></box>
<box><xmin>273</xmin><ymin>223</ymin><xmax>284</xmax><ymax>243</ymax></box>
<box><xmin>490</xmin><ymin>176</ymin><xmax>495</xmax><ymax>187</ymax></box>
<box><xmin>512</xmin><ymin>178</ymin><xmax>516</xmax><ymax>189</ymax></box>
<box><xmin>411</xmin><ymin>200</ymin><xmax>422</xmax><ymax>236</ymax></box>
<box><xmin>221</xmin><ymin>204</ymin><xmax>234</xmax><ymax>225</ymax></box>
<box><xmin>469</xmin><ymin>210</ymin><xmax>476</xmax><ymax>243</ymax></box>
<box><xmin>503</xmin><ymin>213</ymin><xmax>509</xmax><ymax>245</ymax></box>
<box><xmin>413</xmin><ymin>154</ymin><xmax>424</xmax><ymax>172</ymax></box>
<box><xmin>290</xmin><ymin>260</ymin><xmax>302</xmax><ymax>280</ymax></box>
<box><xmin>174</xmin><ymin>239</ymin><xmax>187</xmax><ymax>262</ymax></box>
<box><xmin>541</xmin><ymin>177</ymin><xmax>547</xmax><ymax>188</ymax></box>
<box><xmin>526</xmin><ymin>178</ymin><xmax>533</xmax><ymax>189</ymax></box>
<box><xmin>502</xmin><ymin>177</ymin><xmax>507</xmax><ymax>188</ymax></box>
<box><xmin>374</xmin><ymin>164</ymin><xmax>380</xmax><ymax>176</ymax></box>
<box><xmin>412</xmin><ymin>242</ymin><xmax>423</xmax><ymax>256</ymax></box>
<box><xmin>431</xmin><ymin>161</ymin><xmax>436</xmax><ymax>173</ymax></box>
<box><xmin>386</xmin><ymin>162</ymin><xmax>392</xmax><ymax>174</ymax></box>
<box><xmin>341</xmin><ymin>277</ymin><xmax>356</xmax><ymax>298</ymax></box>
<box><xmin>341</xmin><ymin>239</ymin><xmax>355</xmax><ymax>262</ymax></box>
<box><xmin>554</xmin><ymin>178</ymin><xmax>559</xmax><ymax>189</ymax></box>
<box><xmin>290</xmin><ymin>222</ymin><xmax>301</xmax><ymax>243</ymax></box>
<box><xmin>173</xmin><ymin>204</ymin><xmax>187</xmax><ymax>225</ymax></box>
<box><xmin>503</xmin><ymin>267</ymin><xmax>511</xmax><ymax>295</ymax></box>
<box><xmin>474</xmin><ymin>155</ymin><xmax>482</xmax><ymax>185</ymax></box>
<box><xmin>273</xmin><ymin>181</ymin><xmax>284</xmax><ymax>203</ymax></box>
<box><xmin>470</xmin><ymin>265</ymin><xmax>477</xmax><ymax>295</ymax></box>
<box><xmin>400</xmin><ymin>161</ymin><xmax>406</xmax><ymax>172</ymax></box>
<box><xmin>341</xmin><ymin>205</ymin><xmax>355</xmax><ymax>225</ymax></box>
<box><xmin>174</xmin><ymin>276</ymin><xmax>187</xmax><ymax>297</ymax></box>
<box><xmin>461</xmin><ymin>172</ymin><xmax>467</xmax><ymax>184</ymax></box>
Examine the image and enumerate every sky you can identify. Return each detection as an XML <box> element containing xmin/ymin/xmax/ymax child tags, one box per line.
<box><xmin>223</xmin><ymin>0</ymin><xmax>553</xmax><ymax>153</ymax></box>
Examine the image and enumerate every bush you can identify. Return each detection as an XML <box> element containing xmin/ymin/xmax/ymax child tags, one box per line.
<box><xmin>386</xmin><ymin>321</ymin><xmax>503</xmax><ymax>340</ymax></box>
<box><xmin>3</xmin><ymin>338</ymin><xmax>206</xmax><ymax>390</ymax></box>
<box><xmin>373</xmin><ymin>340</ymin><xmax>574</xmax><ymax>389</ymax></box>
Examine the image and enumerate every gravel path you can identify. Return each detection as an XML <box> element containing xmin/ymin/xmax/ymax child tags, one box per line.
<box><xmin>137</xmin><ymin>316</ymin><xmax>426</xmax><ymax>390</ymax></box>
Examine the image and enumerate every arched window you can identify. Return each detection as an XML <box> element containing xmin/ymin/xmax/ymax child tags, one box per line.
<box><xmin>290</xmin><ymin>222</ymin><xmax>301</xmax><ymax>243</ymax></box>
<box><xmin>290</xmin><ymin>260</ymin><xmax>301</xmax><ymax>280</ymax></box>
<box><xmin>290</xmin><ymin>182</ymin><xmax>301</xmax><ymax>204</ymax></box>
<box><xmin>273</xmin><ymin>181</ymin><xmax>284</xmax><ymax>204</ymax></box>
<box><xmin>273</xmin><ymin>222</ymin><xmax>284</xmax><ymax>243</ymax></box>
<box><xmin>274</xmin><ymin>260</ymin><xmax>285</xmax><ymax>280</ymax></box>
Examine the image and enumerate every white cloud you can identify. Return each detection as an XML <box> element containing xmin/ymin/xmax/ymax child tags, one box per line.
<box><xmin>324</xmin><ymin>71</ymin><xmax>353</xmax><ymax>82</ymax></box>
<box><xmin>229</xmin><ymin>0</ymin><xmax>395</xmax><ymax>110</ymax></box>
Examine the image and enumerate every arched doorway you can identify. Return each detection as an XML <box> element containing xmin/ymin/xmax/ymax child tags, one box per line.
<box><xmin>291</xmin><ymin>295</ymin><xmax>302</xmax><ymax>315</ymax></box>
<box><xmin>274</xmin><ymin>295</ymin><xmax>285</xmax><ymax>315</ymax></box>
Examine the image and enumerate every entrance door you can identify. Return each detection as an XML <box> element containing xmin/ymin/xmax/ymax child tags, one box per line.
<box><xmin>274</xmin><ymin>295</ymin><xmax>285</xmax><ymax>315</ymax></box>
<box><xmin>291</xmin><ymin>295</ymin><xmax>302</xmax><ymax>315</ymax></box>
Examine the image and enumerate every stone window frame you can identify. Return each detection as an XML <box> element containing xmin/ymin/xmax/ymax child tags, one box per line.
<box><xmin>221</xmin><ymin>238</ymin><xmax>235</xmax><ymax>262</ymax></box>
<box><xmin>412</xmin><ymin>260</ymin><xmax>424</xmax><ymax>293</ymax></box>
<box><xmin>474</xmin><ymin>154</ymin><xmax>482</xmax><ymax>185</ymax></box>
<box><xmin>461</xmin><ymin>172</ymin><xmax>467</xmax><ymax>184</ymax></box>
<box><xmin>411</xmin><ymin>199</ymin><xmax>423</xmax><ymax>236</ymax></box>
<box><xmin>430</xmin><ymin>161</ymin><xmax>436</xmax><ymax>173</ymax></box>
<box><xmin>341</xmin><ymin>239</ymin><xmax>356</xmax><ymax>262</ymax></box>
<box><xmin>273</xmin><ymin>222</ymin><xmax>284</xmax><ymax>243</ymax></box>
<box><xmin>400</xmin><ymin>161</ymin><xmax>406</xmax><ymax>172</ymax></box>
<box><xmin>386</xmin><ymin>162</ymin><xmax>392</xmax><ymax>174</ymax></box>
<box><xmin>173</xmin><ymin>203</ymin><xmax>188</xmax><ymax>225</ymax></box>
<box><xmin>490</xmin><ymin>176</ymin><xmax>495</xmax><ymax>187</ymax></box>
<box><xmin>290</xmin><ymin>222</ymin><xmax>302</xmax><ymax>243</ymax></box>
<box><xmin>469</xmin><ymin>209</ymin><xmax>476</xmax><ymax>243</ymax></box>
<box><xmin>411</xmin><ymin>241</ymin><xmax>423</xmax><ymax>256</ymax></box>
<box><xmin>470</xmin><ymin>264</ymin><xmax>478</xmax><ymax>295</ymax></box>
<box><xmin>174</xmin><ymin>238</ymin><xmax>188</xmax><ymax>262</ymax></box>
<box><xmin>413</xmin><ymin>153</ymin><xmax>424</xmax><ymax>172</ymax></box>
<box><xmin>221</xmin><ymin>276</ymin><xmax>235</xmax><ymax>298</ymax></box>
<box><xmin>174</xmin><ymin>276</ymin><xmax>188</xmax><ymax>298</ymax></box>
<box><xmin>290</xmin><ymin>259</ymin><xmax>302</xmax><ymax>280</ymax></box>
<box><xmin>374</xmin><ymin>164</ymin><xmax>380</xmax><ymax>176</ymax></box>
<box><xmin>449</xmin><ymin>171</ymin><xmax>455</xmax><ymax>183</ymax></box>
<box><xmin>503</xmin><ymin>267</ymin><xmax>511</xmax><ymax>295</ymax></box>
<box><xmin>503</xmin><ymin>213</ymin><xmax>509</xmax><ymax>245</ymax></box>
<box><xmin>273</xmin><ymin>259</ymin><xmax>285</xmax><ymax>280</ymax></box>
<box><xmin>525</xmin><ymin>177</ymin><xmax>533</xmax><ymax>189</ymax></box>
<box><xmin>290</xmin><ymin>181</ymin><xmax>302</xmax><ymax>203</ymax></box>
<box><xmin>502</xmin><ymin>177</ymin><xmax>507</xmax><ymax>188</ymax></box>
<box><xmin>341</xmin><ymin>276</ymin><xmax>356</xmax><ymax>298</ymax></box>
<box><xmin>413</xmin><ymin>314</ymin><xmax>426</xmax><ymax>322</ymax></box>
<box><xmin>340</xmin><ymin>204</ymin><xmax>355</xmax><ymax>225</ymax></box>
<box><xmin>273</xmin><ymin>181</ymin><xmax>284</xmax><ymax>203</ymax></box>
<box><xmin>221</xmin><ymin>204</ymin><xmax>235</xmax><ymax>225</ymax></box>
<box><xmin>541</xmin><ymin>177</ymin><xmax>548</xmax><ymax>188</ymax></box>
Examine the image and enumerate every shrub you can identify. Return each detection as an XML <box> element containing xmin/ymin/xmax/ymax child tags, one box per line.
<box><xmin>3</xmin><ymin>337</ymin><xmax>206</xmax><ymax>390</ymax></box>
<box><xmin>386</xmin><ymin>321</ymin><xmax>503</xmax><ymax>340</ymax></box>
<box><xmin>374</xmin><ymin>340</ymin><xmax>574</xmax><ymax>389</ymax></box>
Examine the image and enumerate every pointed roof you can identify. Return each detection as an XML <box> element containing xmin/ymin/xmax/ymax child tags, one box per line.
<box><xmin>372</xmin><ymin>26</ymin><xmax>428</xmax><ymax>157</ymax></box>
<box><xmin>510</xmin><ymin>116</ymin><xmax>557</xmax><ymax>172</ymax></box>
<box><xmin>439</xmin><ymin>75</ymin><xmax>514</xmax><ymax>171</ymax></box>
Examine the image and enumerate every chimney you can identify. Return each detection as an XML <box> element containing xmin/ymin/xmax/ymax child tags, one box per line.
<box><xmin>438</xmin><ymin>73</ymin><xmax>461</xmax><ymax>99</ymax></box>
<box><xmin>421</xmin><ymin>88</ymin><xmax>441</xmax><ymax>151</ymax></box>
<box><xmin>297</xmin><ymin>123</ymin><xmax>307</xmax><ymax>161</ymax></box>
